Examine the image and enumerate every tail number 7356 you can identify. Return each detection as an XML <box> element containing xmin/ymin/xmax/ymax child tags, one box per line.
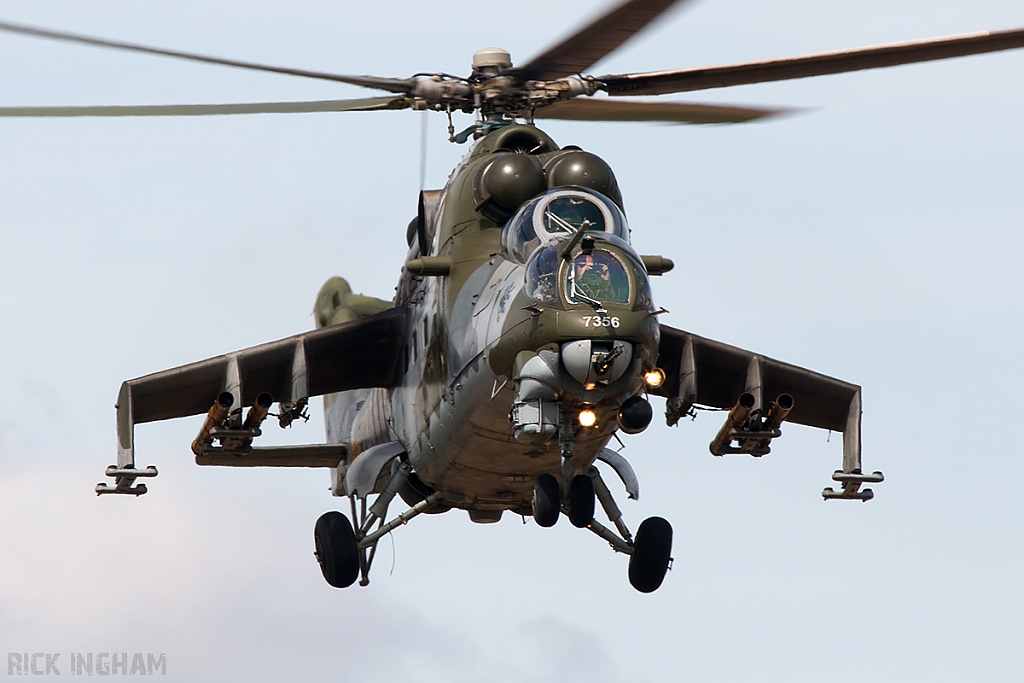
<box><xmin>583</xmin><ymin>315</ymin><xmax>620</xmax><ymax>328</ymax></box>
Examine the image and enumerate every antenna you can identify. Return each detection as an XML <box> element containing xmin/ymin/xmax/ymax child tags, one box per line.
<box><xmin>419</xmin><ymin>110</ymin><xmax>428</xmax><ymax>191</ymax></box>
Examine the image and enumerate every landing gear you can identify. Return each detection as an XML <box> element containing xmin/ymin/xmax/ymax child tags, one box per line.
<box><xmin>567</xmin><ymin>474</ymin><xmax>595</xmax><ymax>528</ymax></box>
<box><xmin>316</xmin><ymin>459</ymin><xmax>444</xmax><ymax>589</ymax></box>
<box><xmin>534</xmin><ymin>411</ymin><xmax>672</xmax><ymax>591</ymax></box>
<box><xmin>544</xmin><ymin>441</ymin><xmax>674</xmax><ymax>593</ymax></box>
<box><xmin>533</xmin><ymin>472</ymin><xmax>594</xmax><ymax>528</ymax></box>
<box><xmin>628</xmin><ymin>516</ymin><xmax>673</xmax><ymax>593</ymax></box>
<box><xmin>532</xmin><ymin>474</ymin><xmax>560</xmax><ymax>527</ymax></box>
<box><xmin>314</xmin><ymin>511</ymin><xmax>360</xmax><ymax>589</ymax></box>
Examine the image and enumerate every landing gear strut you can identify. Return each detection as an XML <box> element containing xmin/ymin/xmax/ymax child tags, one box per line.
<box><xmin>315</xmin><ymin>459</ymin><xmax>442</xmax><ymax>588</ymax></box>
<box><xmin>588</xmin><ymin>465</ymin><xmax>673</xmax><ymax>593</ymax></box>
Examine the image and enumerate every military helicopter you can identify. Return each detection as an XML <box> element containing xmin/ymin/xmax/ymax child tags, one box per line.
<box><xmin>4</xmin><ymin>0</ymin><xmax>1022</xmax><ymax>593</ymax></box>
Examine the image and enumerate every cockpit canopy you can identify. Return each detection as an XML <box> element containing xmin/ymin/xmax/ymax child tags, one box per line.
<box><xmin>502</xmin><ymin>187</ymin><xmax>629</xmax><ymax>265</ymax></box>
<box><xmin>508</xmin><ymin>188</ymin><xmax>652</xmax><ymax>310</ymax></box>
<box><xmin>523</xmin><ymin>238</ymin><xmax>653</xmax><ymax>310</ymax></box>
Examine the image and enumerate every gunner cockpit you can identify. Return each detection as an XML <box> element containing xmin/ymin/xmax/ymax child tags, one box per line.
<box><xmin>503</xmin><ymin>187</ymin><xmax>652</xmax><ymax>310</ymax></box>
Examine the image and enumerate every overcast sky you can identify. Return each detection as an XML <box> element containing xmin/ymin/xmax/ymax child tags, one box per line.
<box><xmin>1</xmin><ymin>0</ymin><xmax>1023</xmax><ymax>680</ymax></box>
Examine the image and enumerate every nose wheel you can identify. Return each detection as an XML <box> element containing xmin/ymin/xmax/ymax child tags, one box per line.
<box><xmin>531</xmin><ymin>472</ymin><xmax>596</xmax><ymax>528</ymax></box>
<box><xmin>532</xmin><ymin>474</ymin><xmax>561</xmax><ymax>527</ymax></box>
<box><xmin>567</xmin><ymin>474</ymin><xmax>595</xmax><ymax>528</ymax></box>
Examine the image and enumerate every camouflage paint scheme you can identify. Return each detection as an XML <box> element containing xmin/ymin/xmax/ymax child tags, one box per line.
<box><xmin>324</xmin><ymin>124</ymin><xmax>661</xmax><ymax>517</ymax></box>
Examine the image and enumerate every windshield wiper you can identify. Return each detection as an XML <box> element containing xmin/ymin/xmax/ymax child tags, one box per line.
<box><xmin>570</xmin><ymin>278</ymin><xmax>606</xmax><ymax>312</ymax></box>
<box><xmin>545</xmin><ymin>209</ymin><xmax>577</xmax><ymax>234</ymax></box>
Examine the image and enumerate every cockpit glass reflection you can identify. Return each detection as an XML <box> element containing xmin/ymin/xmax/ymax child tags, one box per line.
<box><xmin>543</xmin><ymin>196</ymin><xmax>606</xmax><ymax>234</ymax></box>
<box><xmin>524</xmin><ymin>245</ymin><xmax>559</xmax><ymax>304</ymax></box>
<box><xmin>566</xmin><ymin>250</ymin><xmax>630</xmax><ymax>304</ymax></box>
<box><xmin>630</xmin><ymin>254</ymin><xmax>653</xmax><ymax>310</ymax></box>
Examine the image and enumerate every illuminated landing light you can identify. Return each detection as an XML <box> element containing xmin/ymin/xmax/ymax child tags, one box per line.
<box><xmin>644</xmin><ymin>368</ymin><xmax>666</xmax><ymax>389</ymax></box>
<box><xmin>578</xmin><ymin>409</ymin><xmax>597</xmax><ymax>428</ymax></box>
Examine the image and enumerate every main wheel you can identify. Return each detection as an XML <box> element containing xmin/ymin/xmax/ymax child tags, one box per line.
<box><xmin>532</xmin><ymin>474</ymin><xmax>561</xmax><ymax>528</ymax></box>
<box><xmin>568</xmin><ymin>474</ymin><xmax>595</xmax><ymax>528</ymax></box>
<box><xmin>628</xmin><ymin>516</ymin><xmax>673</xmax><ymax>593</ymax></box>
<box><xmin>314</xmin><ymin>511</ymin><xmax>360</xmax><ymax>588</ymax></box>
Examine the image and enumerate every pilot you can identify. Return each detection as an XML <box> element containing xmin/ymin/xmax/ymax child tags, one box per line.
<box><xmin>574</xmin><ymin>252</ymin><xmax>627</xmax><ymax>302</ymax></box>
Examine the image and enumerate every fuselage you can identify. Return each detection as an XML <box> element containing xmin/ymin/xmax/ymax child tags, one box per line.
<box><xmin>325</xmin><ymin>124</ymin><xmax>660</xmax><ymax>517</ymax></box>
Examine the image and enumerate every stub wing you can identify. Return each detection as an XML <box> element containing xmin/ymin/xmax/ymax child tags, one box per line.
<box><xmin>654</xmin><ymin>324</ymin><xmax>883</xmax><ymax>500</ymax></box>
<box><xmin>101</xmin><ymin>307</ymin><xmax>407</xmax><ymax>494</ymax></box>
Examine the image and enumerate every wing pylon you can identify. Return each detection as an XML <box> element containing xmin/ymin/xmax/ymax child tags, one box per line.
<box><xmin>655</xmin><ymin>325</ymin><xmax>884</xmax><ymax>500</ymax></box>
<box><xmin>98</xmin><ymin>308</ymin><xmax>407</xmax><ymax>495</ymax></box>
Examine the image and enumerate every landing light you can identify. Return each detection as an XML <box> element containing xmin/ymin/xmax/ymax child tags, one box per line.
<box><xmin>644</xmin><ymin>368</ymin><xmax>666</xmax><ymax>389</ymax></box>
<box><xmin>578</xmin><ymin>409</ymin><xmax>597</xmax><ymax>428</ymax></box>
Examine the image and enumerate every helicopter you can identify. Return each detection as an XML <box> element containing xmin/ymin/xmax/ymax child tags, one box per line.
<box><xmin>3</xmin><ymin>0</ymin><xmax>1022</xmax><ymax>593</ymax></box>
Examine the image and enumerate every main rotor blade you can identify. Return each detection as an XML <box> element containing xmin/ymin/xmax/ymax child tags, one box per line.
<box><xmin>599</xmin><ymin>27</ymin><xmax>1024</xmax><ymax>95</ymax></box>
<box><xmin>534</xmin><ymin>98</ymin><xmax>788</xmax><ymax>124</ymax></box>
<box><xmin>0</xmin><ymin>19</ymin><xmax>415</xmax><ymax>93</ymax></box>
<box><xmin>513</xmin><ymin>0</ymin><xmax>686</xmax><ymax>81</ymax></box>
<box><xmin>0</xmin><ymin>96</ymin><xmax>410</xmax><ymax>118</ymax></box>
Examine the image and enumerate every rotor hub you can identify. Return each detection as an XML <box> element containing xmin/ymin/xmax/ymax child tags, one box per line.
<box><xmin>472</xmin><ymin>47</ymin><xmax>512</xmax><ymax>74</ymax></box>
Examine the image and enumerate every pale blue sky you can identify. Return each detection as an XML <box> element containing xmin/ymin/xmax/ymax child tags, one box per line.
<box><xmin>1</xmin><ymin>1</ymin><xmax>1022</xmax><ymax>680</ymax></box>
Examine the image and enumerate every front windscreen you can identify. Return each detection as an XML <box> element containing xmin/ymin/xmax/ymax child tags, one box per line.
<box><xmin>502</xmin><ymin>187</ymin><xmax>629</xmax><ymax>265</ymax></box>
<box><xmin>566</xmin><ymin>250</ymin><xmax>630</xmax><ymax>305</ymax></box>
<box><xmin>542</xmin><ymin>196</ymin><xmax>606</xmax><ymax>235</ymax></box>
